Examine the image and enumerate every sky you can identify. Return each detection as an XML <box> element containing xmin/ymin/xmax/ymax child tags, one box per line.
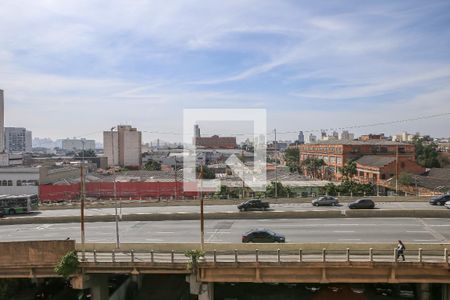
<box><xmin>0</xmin><ymin>0</ymin><xmax>449</xmax><ymax>144</ymax></box>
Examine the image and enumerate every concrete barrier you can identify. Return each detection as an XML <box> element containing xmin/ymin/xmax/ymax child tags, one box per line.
<box><xmin>2</xmin><ymin>209</ymin><xmax>450</xmax><ymax>225</ymax></box>
<box><xmin>0</xmin><ymin>240</ymin><xmax>75</xmax><ymax>266</ymax></box>
<box><xmin>345</xmin><ymin>209</ymin><xmax>450</xmax><ymax>218</ymax></box>
<box><xmin>76</xmin><ymin>242</ymin><xmax>450</xmax><ymax>252</ymax></box>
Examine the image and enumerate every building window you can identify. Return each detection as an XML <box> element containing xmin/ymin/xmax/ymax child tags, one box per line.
<box><xmin>1</xmin><ymin>180</ymin><xmax>6</xmax><ymax>186</ymax></box>
<box><xmin>17</xmin><ymin>180</ymin><xmax>22</xmax><ymax>186</ymax></box>
<box><xmin>7</xmin><ymin>180</ymin><xmax>12</xmax><ymax>186</ymax></box>
<box><xmin>401</xmin><ymin>162</ymin><xmax>405</xmax><ymax>168</ymax></box>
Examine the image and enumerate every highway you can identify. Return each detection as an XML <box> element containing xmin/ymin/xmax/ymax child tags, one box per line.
<box><xmin>15</xmin><ymin>202</ymin><xmax>447</xmax><ymax>219</ymax></box>
<box><xmin>1</xmin><ymin>218</ymin><xmax>449</xmax><ymax>243</ymax></box>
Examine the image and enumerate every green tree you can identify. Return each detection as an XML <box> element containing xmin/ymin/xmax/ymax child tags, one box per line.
<box><xmin>301</xmin><ymin>158</ymin><xmax>325</xmax><ymax>179</ymax></box>
<box><xmin>266</xmin><ymin>181</ymin><xmax>292</xmax><ymax>197</ymax></box>
<box><xmin>398</xmin><ymin>172</ymin><xmax>414</xmax><ymax>186</ymax></box>
<box><xmin>144</xmin><ymin>160</ymin><xmax>161</xmax><ymax>171</ymax></box>
<box><xmin>324</xmin><ymin>183</ymin><xmax>338</xmax><ymax>196</ymax></box>
<box><xmin>413</xmin><ymin>137</ymin><xmax>440</xmax><ymax>168</ymax></box>
<box><xmin>339</xmin><ymin>161</ymin><xmax>357</xmax><ymax>181</ymax></box>
<box><xmin>196</xmin><ymin>165</ymin><xmax>215</xmax><ymax>179</ymax></box>
<box><xmin>284</xmin><ymin>148</ymin><xmax>300</xmax><ymax>173</ymax></box>
<box><xmin>76</xmin><ymin>149</ymin><xmax>97</xmax><ymax>158</ymax></box>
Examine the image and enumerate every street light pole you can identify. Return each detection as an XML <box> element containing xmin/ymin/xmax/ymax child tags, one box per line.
<box><xmin>274</xmin><ymin>128</ymin><xmax>278</xmax><ymax>199</ymax></box>
<box><xmin>110</xmin><ymin>127</ymin><xmax>120</xmax><ymax>249</ymax></box>
<box><xmin>200</xmin><ymin>165</ymin><xmax>204</xmax><ymax>251</ymax></box>
<box><xmin>80</xmin><ymin>140</ymin><xmax>86</xmax><ymax>261</ymax></box>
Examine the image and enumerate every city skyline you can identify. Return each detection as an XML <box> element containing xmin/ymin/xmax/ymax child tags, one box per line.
<box><xmin>0</xmin><ymin>1</ymin><xmax>449</xmax><ymax>142</ymax></box>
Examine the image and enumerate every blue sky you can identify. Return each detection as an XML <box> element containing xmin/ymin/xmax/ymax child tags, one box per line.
<box><xmin>0</xmin><ymin>0</ymin><xmax>449</xmax><ymax>143</ymax></box>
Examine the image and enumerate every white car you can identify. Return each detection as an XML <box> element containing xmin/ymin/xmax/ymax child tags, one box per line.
<box><xmin>445</xmin><ymin>201</ymin><xmax>450</xmax><ymax>209</ymax></box>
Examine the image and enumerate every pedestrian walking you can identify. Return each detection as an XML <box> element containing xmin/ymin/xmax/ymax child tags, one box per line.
<box><xmin>396</xmin><ymin>240</ymin><xmax>406</xmax><ymax>261</ymax></box>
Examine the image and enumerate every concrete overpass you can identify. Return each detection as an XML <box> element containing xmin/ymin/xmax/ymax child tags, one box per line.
<box><xmin>1</xmin><ymin>241</ymin><xmax>449</xmax><ymax>299</ymax></box>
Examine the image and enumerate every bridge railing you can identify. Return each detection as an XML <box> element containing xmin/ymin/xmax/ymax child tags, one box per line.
<box><xmin>79</xmin><ymin>248</ymin><xmax>449</xmax><ymax>264</ymax></box>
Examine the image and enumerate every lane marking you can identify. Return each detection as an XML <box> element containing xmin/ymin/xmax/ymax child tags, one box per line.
<box><xmin>406</xmin><ymin>231</ymin><xmax>429</xmax><ymax>233</ymax></box>
<box><xmin>413</xmin><ymin>239</ymin><xmax>438</xmax><ymax>242</ymax></box>
<box><xmin>338</xmin><ymin>238</ymin><xmax>361</xmax><ymax>241</ymax></box>
<box><xmin>155</xmin><ymin>231</ymin><xmax>175</xmax><ymax>234</ymax></box>
<box><xmin>418</xmin><ymin>219</ymin><xmax>448</xmax><ymax>242</ymax></box>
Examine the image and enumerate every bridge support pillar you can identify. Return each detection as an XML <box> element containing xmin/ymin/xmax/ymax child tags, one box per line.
<box><xmin>443</xmin><ymin>284</ymin><xmax>450</xmax><ymax>300</ymax></box>
<box><xmin>90</xmin><ymin>275</ymin><xmax>109</xmax><ymax>300</ymax></box>
<box><xmin>418</xmin><ymin>283</ymin><xmax>430</xmax><ymax>300</ymax></box>
<box><xmin>186</xmin><ymin>274</ymin><xmax>214</xmax><ymax>300</ymax></box>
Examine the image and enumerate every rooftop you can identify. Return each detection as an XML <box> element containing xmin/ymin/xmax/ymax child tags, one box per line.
<box><xmin>356</xmin><ymin>155</ymin><xmax>396</xmax><ymax>167</ymax></box>
<box><xmin>306</xmin><ymin>140</ymin><xmax>410</xmax><ymax>146</ymax></box>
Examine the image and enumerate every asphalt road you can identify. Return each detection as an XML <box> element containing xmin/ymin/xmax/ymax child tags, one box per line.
<box><xmin>12</xmin><ymin>202</ymin><xmax>447</xmax><ymax>219</ymax></box>
<box><xmin>1</xmin><ymin>218</ymin><xmax>449</xmax><ymax>244</ymax></box>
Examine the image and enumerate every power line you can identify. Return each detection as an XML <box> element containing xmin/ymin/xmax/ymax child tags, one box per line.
<box><xmin>73</xmin><ymin>112</ymin><xmax>450</xmax><ymax>139</ymax></box>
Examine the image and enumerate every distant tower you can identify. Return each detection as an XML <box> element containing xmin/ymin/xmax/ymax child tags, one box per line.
<box><xmin>297</xmin><ymin>131</ymin><xmax>304</xmax><ymax>144</ymax></box>
<box><xmin>194</xmin><ymin>124</ymin><xmax>201</xmax><ymax>138</ymax></box>
<box><xmin>321</xmin><ymin>130</ymin><xmax>327</xmax><ymax>140</ymax></box>
<box><xmin>0</xmin><ymin>90</ymin><xmax>4</xmax><ymax>153</ymax></box>
<box><xmin>309</xmin><ymin>133</ymin><xmax>317</xmax><ymax>143</ymax></box>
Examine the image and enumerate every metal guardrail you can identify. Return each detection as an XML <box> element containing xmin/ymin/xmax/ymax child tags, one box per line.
<box><xmin>79</xmin><ymin>248</ymin><xmax>449</xmax><ymax>264</ymax></box>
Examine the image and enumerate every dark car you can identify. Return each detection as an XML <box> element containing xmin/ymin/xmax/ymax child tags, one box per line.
<box><xmin>237</xmin><ymin>199</ymin><xmax>270</xmax><ymax>211</ymax></box>
<box><xmin>312</xmin><ymin>196</ymin><xmax>339</xmax><ymax>206</ymax></box>
<box><xmin>242</xmin><ymin>229</ymin><xmax>285</xmax><ymax>243</ymax></box>
<box><xmin>429</xmin><ymin>194</ymin><xmax>450</xmax><ymax>206</ymax></box>
<box><xmin>348</xmin><ymin>198</ymin><xmax>375</xmax><ymax>209</ymax></box>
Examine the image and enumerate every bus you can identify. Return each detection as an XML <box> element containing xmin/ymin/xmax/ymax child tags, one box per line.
<box><xmin>0</xmin><ymin>194</ymin><xmax>39</xmax><ymax>215</ymax></box>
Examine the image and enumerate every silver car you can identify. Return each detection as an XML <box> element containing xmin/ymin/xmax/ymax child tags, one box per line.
<box><xmin>312</xmin><ymin>196</ymin><xmax>339</xmax><ymax>206</ymax></box>
<box><xmin>445</xmin><ymin>201</ymin><xmax>450</xmax><ymax>209</ymax></box>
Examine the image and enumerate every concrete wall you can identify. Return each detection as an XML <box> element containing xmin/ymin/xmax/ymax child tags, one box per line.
<box><xmin>0</xmin><ymin>240</ymin><xmax>75</xmax><ymax>266</ymax></box>
<box><xmin>76</xmin><ymin>242</ymin><xmax>450</xmax><ymax>252</ymax></box>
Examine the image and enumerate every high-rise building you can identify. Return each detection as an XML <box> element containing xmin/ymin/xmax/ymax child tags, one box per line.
<box><xmin>309</xmin><ymin>134</ymin><xmax>317</xmax><ymax>143</ymax></box>
<box><xmin>297</xmin><ymin>131</ymin><xmax>304</xmax><ymax>144</ymax></box>
<box><xmin>25</xmin><ymin>131</ymin><xmax>32</xmax><ymax>153</ymax></box>
<box><xmin>5</xmin><ymin>127</ymin><xmax>27</xmax><ymax>152</ymax></box>
<box><xmin>341</xmin><ymin>130</ymin><xmax>354</xmax><ymax>140</ymax></box>
<box><xmin>62</xmin><ymin>138</ymin><xmax>96</xmax><ymax>151</ymax></box>
<box><xmin>194</xmin><ymin>124</ymin><xmax>201</xmax><ymax>138</ymax></box>
<box><xmin>104</xmin><ymin>125</ymin><xmax>142</xmax><ymax>168</ymax></box>
<box><xmin>0</xmin><ymin>90</ymin><xmax>4</xmax><ymax>153</ymax></box>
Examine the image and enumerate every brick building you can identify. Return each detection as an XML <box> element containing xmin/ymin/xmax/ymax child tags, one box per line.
<box><xmin>195</xmin><ymin>135</ymin><xmax>237</xmax><ymax>149</ymax></box>
<box><xmin>299</xmin><ymin>140</ymin><xmax>424</xmax><ymax>182</ymax></box>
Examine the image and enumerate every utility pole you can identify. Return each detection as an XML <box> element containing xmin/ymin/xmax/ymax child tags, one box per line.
<box><xmin>111</xmin><ymin>127</ymin><xmax>120</xmax><ymax>249</ymax></box>
<box><xmin>274</xmin><ymin>128</ymin><xmax>278</xmax><ymax>199</ymax></box>
<box><xmin>80</xmin><ymin>141</ymin><xmax>86</xmax><ymax>261</ymax></box>
<box><xmin>174</xmin><ymin>158</ymin><xmax>178</xmax><ymax>200</ymax></box>
<box><xmin>241</xmin><ymin>148</ymin><xmax>245</xmax><ymax>199</ymax></box>
<box><xmin>395</xmin><ymin>144</ymin><xmax>399</xmax><ymax>195</ymax></box>
<box><xmin>200</xmin><ymin>165</ymin><xmax>204</xmax><ymax>251</ymax></box>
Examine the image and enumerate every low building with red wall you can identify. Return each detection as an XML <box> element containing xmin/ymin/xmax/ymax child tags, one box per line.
<box><xmin>39</xmin><ymin>181</ymin><xmax>199</xmax><ymax>202</ymax></box>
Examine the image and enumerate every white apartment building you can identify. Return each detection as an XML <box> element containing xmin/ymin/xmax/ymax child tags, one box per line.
<box><xmin>62</xmin><ymin>138</ymin><xmax>96</xmax><ymax>151</ymax></box>
<box><xmin>104</xmin><ymin>125</ymin><xmax>142</xmax><ymax>168</ymax></box>
<box><xmin>5</xmin><ymin>127</ymin><xmax>32</xmax><ymax>153</ymax></box>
